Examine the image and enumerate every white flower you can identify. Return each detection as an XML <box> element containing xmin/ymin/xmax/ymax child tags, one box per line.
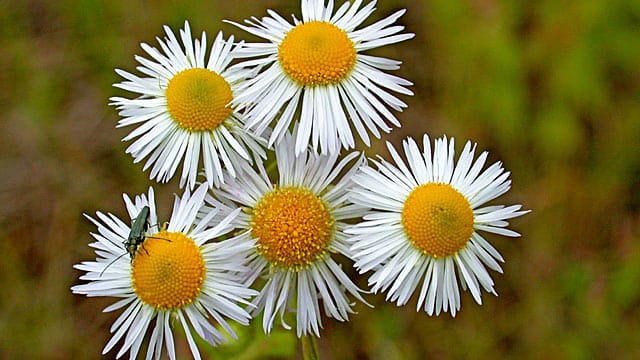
<box><xmin>110</xmin><ymin>21</ymin><xmax>266</xmax><ymax>189</ymax></box>
<box><xmin>71</xmin><ymin>183</ymin><xmax>257</xmax><ymax>360</ymax></box>
<box><xmin>348</xmin><ymin>135</ymin><xmax>529</xmax><ymax>316</ymax></box>
<box><xmin>228</xmin><ymin>0</ymin><xmax>414</xmax><ymax>155</ymax></box>
<box><xmin>208</xmin><ymin>132</ymin><xmax>369</xmax><ymax>337</ymax></box>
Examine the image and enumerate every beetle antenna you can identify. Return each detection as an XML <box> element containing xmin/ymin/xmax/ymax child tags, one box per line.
<box><xmin>99</xmin><ymin>252</ymin><xmax>128</xmax><ymax>277</ymax></box>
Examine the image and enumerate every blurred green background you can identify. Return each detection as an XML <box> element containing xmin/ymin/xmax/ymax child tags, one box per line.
<box><xmin>1</xmin><ymin>0</ymin><xmax>639</xmax><ymax>358</ymax></box>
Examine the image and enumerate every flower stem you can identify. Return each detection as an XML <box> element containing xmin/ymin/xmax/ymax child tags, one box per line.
<box><xmin>301</xmin><ymin>334</ymin><xmax>320</xmax><ymax>360</ymax></box>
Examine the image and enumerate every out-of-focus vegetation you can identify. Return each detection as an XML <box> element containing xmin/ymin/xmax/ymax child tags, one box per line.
<box><xmin>1</xmin><ymin>0</ymin><xmax>638</xmax><ymax>358</ymax></box>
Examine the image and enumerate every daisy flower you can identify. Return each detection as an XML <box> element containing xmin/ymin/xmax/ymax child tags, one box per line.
<box><xmin>71</xmin><ymin>183</ymin><xmax>257</xmax><ymax>360</ymax></box>
<box><xmin>228</xmin><ymin>0</ymin><xmax>414</xmax><ymax>155</ymax></box>
<box><xmin>110</xmin><ymin>21</ymin><xmax>266</xmax><ymax>189</ymax></box>
<box><xmin>208</xmin><ymin>132</ymin><xmax>369</xmax><ymax>337</ymax></box>
<box><xmin>347</xmin><ymin>135</ymin><xmax>529</xmax><ymax>316</ymax></box>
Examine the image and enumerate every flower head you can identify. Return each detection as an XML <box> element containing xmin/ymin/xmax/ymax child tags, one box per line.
<box><xmin>72</xmin><ymin>183</ymin><xmax>256</xmax><ymax>359</ymax></box>
<box><xmin>208</xmin><ymin>132</ymin><xmax>369</xmax><ymax>337</ymax></box>
<box><xmin>110</xmin><ymin>21</ymin><xmax>266</xmax><ymax>189</ymax></box>
<box><xmin>228</xmin><ymin>0</ymin><xmax>414</xmax><ymax>155</ymax></box>
<box><xmin>348</xmin><ymin>135</ymin><xmax>529</xmax><ymax>316</ymax></box>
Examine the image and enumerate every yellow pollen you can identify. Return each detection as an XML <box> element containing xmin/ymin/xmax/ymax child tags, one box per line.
<box><xmin>251</xmin><ymin>187</ymin><xmax>334</xmax><ymax>269</ymax></box>
<box><xmin>131</xmin><ymin>231</ymin><xmax>205</xmax><ymax>310</ymax></box>
<box><xmin>278</xmin><ymin>21</ymin><xmax>356</xmax><ymax>86</ymax></box>
<box><xmin>401</xmin><ymin>183</ymin><xmax>475</xmax><ymax>258</ymax></box>
<box><xmin>166</xmin><ymin>68</ymin><xmax>233</xmax><ymax>131</ymax></box>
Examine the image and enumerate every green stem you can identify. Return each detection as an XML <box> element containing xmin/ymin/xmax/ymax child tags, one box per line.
<box><xmin>266</xmin><ymin>154</ymin><xmax>278</xmax><ymax>176</ymax></box>
<box><xmin>301</xmin><ymin>334</ymin><xmax>320</xmax><ymax>360</ymax></box>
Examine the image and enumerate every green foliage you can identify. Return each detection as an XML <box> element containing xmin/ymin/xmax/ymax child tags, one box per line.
<box><xmin>198</xmin><ymin>319</ymin><xmax>297</xmax><ymax>360</ymax></box>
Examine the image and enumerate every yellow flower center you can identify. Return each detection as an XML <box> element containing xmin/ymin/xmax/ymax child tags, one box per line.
<box><xmin>251</xmin><ymin>187</ymin><xmax>334</xmax><ymax>269</ymax></box>
<box><xmin>131</xmin><ymin>231</ymin><xmax>205</xmax><ymax>310</ymax></box>
<box><xmin>166</xmin><ymin>68</ymin><xmax>233</xmax><ymax>131</ymax></box>
<box><xmin>278</xmin><ymin>21</ymin><xmax>356</xmax><ymax>87</ymax></box>
<box><xmin>401</xmin><ymin>183</ymin><xmax>475</xmax><ymax>258</ymax></box>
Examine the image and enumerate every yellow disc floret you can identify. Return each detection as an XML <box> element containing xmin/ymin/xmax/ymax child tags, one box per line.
<box><xmin>278</xmin><ymin>21</ymin><xmax>356</xmax><ymax>86</ymax></box>
<box><xmin>401</xmin><ymin>183</ymin><xmax>475</xmax><ymax>258</ymax></box>
<box><xmin>251</xmin><ymin>187</ymin><xmax>334</xmax><ymax>269</ymax></box>
<box><xmin>166</xmin><ymin>68</ymin><xmax>233</xmax><ymax>131</ymax></box>
<box><xmin>131</xmin><ymin>231</ymin><xmax>205</xmax><ymax>310</ymax></box>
